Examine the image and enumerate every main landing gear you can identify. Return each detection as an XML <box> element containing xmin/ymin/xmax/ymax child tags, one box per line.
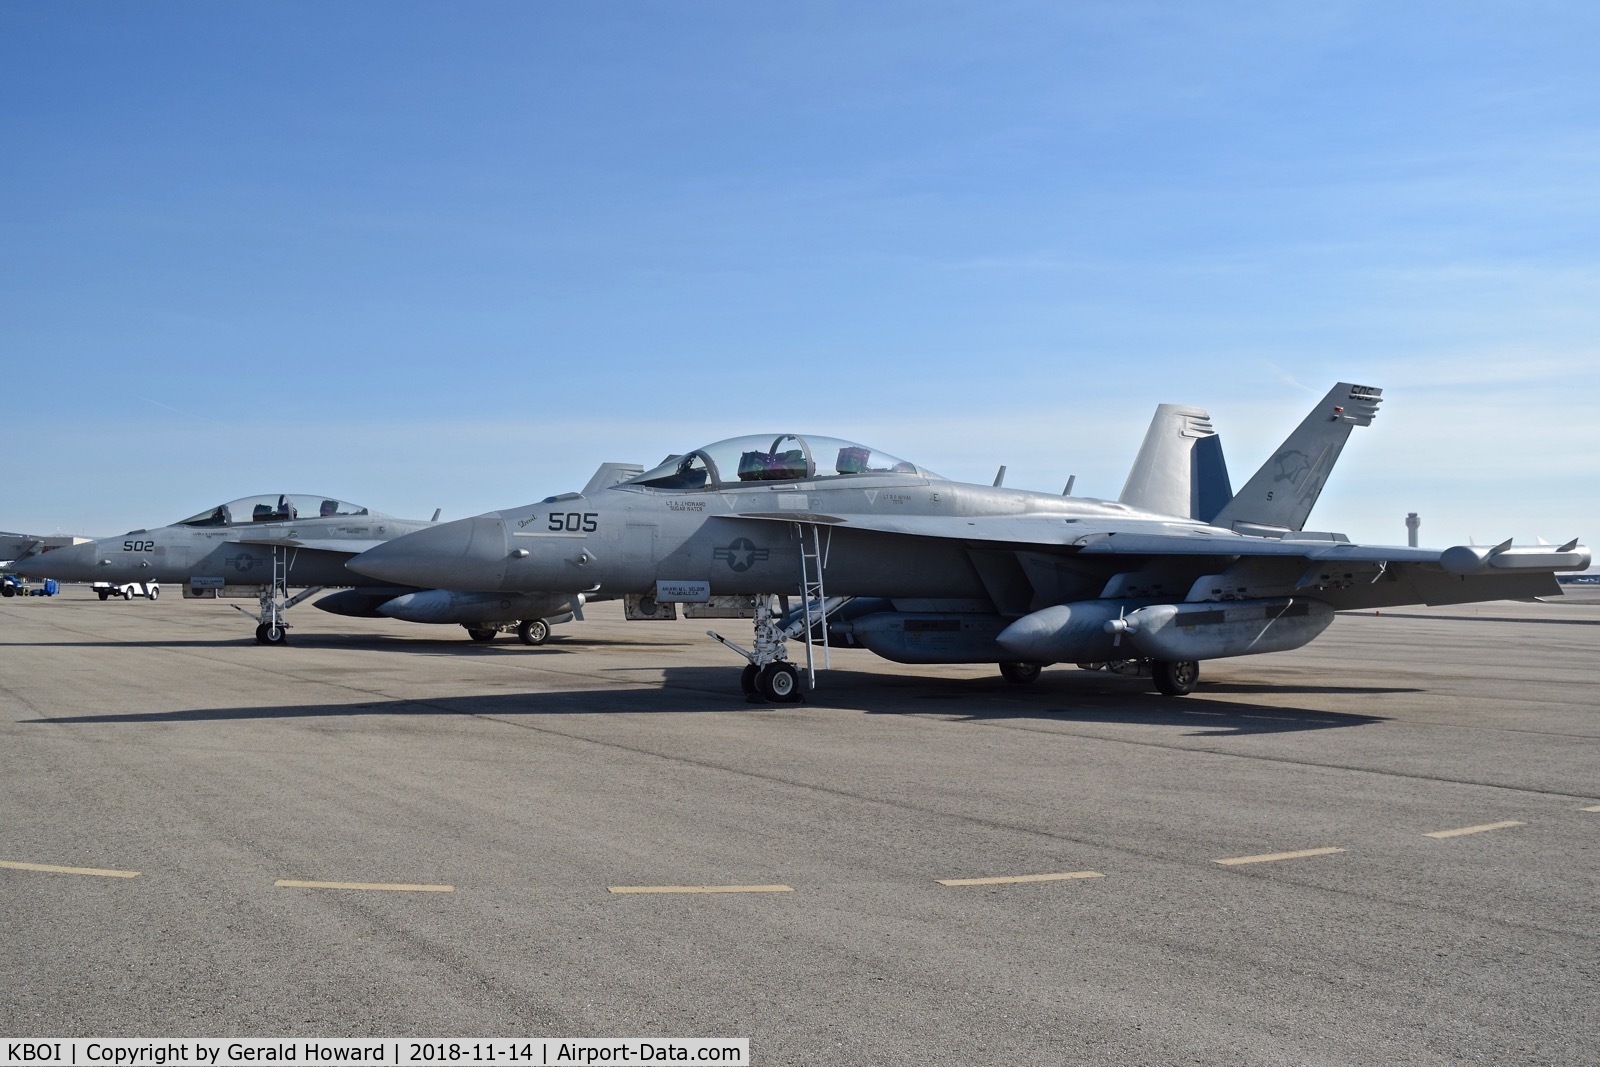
<box><xmin>460</xmin><ymin>618</ymin><xmax>553</xmax><ymax>645</ymax></box>
<box><xmin>998</xmin><ymin>661</ymin><xmax>1043</xmax><ymax>684</ymax></box>
<box><xmin>517</xmin><ymin>617</ymin><xmax>551</xmax><ymax>645</ymax></box>
<box><xmin>1075</xmin><ymin>658</ymin><xmax>1202</xmax><ymax>696</ymax></box>
<box><xmin>1152</xmin><ymin>659</ymin><xmax>1200</xmax><ymax>696</ymax></box>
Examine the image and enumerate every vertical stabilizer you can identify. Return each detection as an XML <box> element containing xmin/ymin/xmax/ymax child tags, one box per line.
<box><xmin>1212</xmin><ymin>382</ymin><xmax>1381</xmax><ymax>532</ymax></box>
<box><xmin>1119</xmin><ymin>405</ymin><xmax>1233</xmax><ymax>521</ymax></box>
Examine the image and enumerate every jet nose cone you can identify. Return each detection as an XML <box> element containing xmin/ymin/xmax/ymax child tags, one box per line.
<box><xmin>349</xmin><ymin>515</ymin><xmax>510</xmax><ymax>590</ymax></box>
<box><xmin>11</xmin><ymin>541</ymin><xmax>100</xmax><ymax>582</ymax></box>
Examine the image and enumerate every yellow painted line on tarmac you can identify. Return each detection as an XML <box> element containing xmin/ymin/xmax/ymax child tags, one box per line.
<box><xmin>1216</xmin><ymin>847</ymin><xmax>1345</xmax><ymax>866</ymax></box>
<box><xmin>275</xmin><ymin>880</ymin><xmax>454</xmax><ymax>892</ymax></box>
<box><xmin>1</xmin><ymin>859</ymin><xmax>140</xmax><ymax>878</ymax></box>
<box><xmin>607</xmin><ymin>884</ymin><xmax>794</xmax><ymax>895</ymax></box>
<box><xmin>1582</xmin><ymin>805</ymin><xmax>1600</xmax><ymax>813</ymax></box>
<box><xmin>1423</xmin><ymin>820</ymin><xmax>1525</xmax><ymax>839</ymax></box>
<box><xmin>938</xmin><ymin>871</ymin><xmax>1104</xmax><ymax>887</ymax></box>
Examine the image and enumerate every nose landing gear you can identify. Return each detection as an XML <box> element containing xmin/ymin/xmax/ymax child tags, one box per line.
<box><xmin>229</xmin><ymin>545</ymin><xmax>321</xmax><ymax>646</ymax></box>
<box><xmin>712</xmin><ymin>595</ymin><xmax>805</xmax><ymax>703</ymax></box>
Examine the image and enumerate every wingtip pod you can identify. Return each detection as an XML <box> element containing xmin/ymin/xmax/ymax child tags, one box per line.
<box><xmin>1439</xmin><ymin>541</ymin><xmax>1591</xmax><ymax>575</ymax></box>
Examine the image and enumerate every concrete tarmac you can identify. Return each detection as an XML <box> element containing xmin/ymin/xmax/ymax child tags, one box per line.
<box><xmin>3</xmin><ymin>587</ymin><xmax>1597</xmax><ymax>1065</ymax></box>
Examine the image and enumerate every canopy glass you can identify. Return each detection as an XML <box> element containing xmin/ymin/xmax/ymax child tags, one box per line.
<box><xmin>624</xmin><ymin>434</ymin><xmax>932</xmax><ymax>491</ymax></box>
<box><xmin>176</xmin><ymin>494</ymin><xmax>370</xmax><ymax>527</ymax></box>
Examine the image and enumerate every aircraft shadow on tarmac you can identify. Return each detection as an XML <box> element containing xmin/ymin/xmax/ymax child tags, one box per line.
<box><xmin>12</xmin><ymin>634</ymin><xmax>684</xmax><ymax>652</ymax></box>
<box><xmin>26</xmin><ymin>664</ymin><xmax>1398</xmax><ymax>736</ymax></box>
<box><xmin>658</xmin><ymin>665</ymin><xmax>1397</xmax><ymax>736</ymax></box>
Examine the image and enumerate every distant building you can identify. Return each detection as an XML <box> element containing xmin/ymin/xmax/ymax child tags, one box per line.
<box><xmin>1</xmin><ymin>532</ymin><xmax>91</xmax><ymax>566</ymax></box>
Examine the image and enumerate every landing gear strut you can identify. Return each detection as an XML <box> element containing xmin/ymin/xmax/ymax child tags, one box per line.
<box><xmin>709</xmin><ymin>595</ymin><xmax>805</xmax><ymax>703</ymax></box>
<box><xmin>230</xmin><ymin>545</ymin><xmax>321</xmax><ymax>645</ymax></box>
<box><xmin>707</xmin><ymin>522</ymin><xmax>836</xmax><ymax>703</ymax></box>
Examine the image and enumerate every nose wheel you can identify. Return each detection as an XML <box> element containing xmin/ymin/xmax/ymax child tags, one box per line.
<box><xmin>254</xmin><ymin>623</ymin><xmax>287</xmax><ymax>645</ymax></box>
<box><xmin>739</xmin><ymin>661</ymin><xmax>802</xmax><ymax>703</ymax></box>
<box><xmin>758</xmin><ymin>662</ymin><xmax>802</xmax><ymax>702</ymax></box>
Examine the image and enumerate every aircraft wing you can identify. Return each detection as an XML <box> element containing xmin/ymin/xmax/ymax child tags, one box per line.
<box><xmin>735</xmin><ymin>510</ymin><xmax>1442</xmax><ymax>562</ymax></box>
<box><xmin>228</xmin><ymin>536</ymin><xmax>390</xmax><ymax>555</ymax></box>
<box><xmin>1067</xmin><ymin>531</ymin><xmax>1444</xmax><ymax>564</ymax></box>
<box><xmin>733</xmin><ymin>510</ymin><xmax>1586</xmax><ymax>607</ymax></box>
<box><xmin>736</xmin><ymin>510</ymin><xmax>1092</xmax><ymax>545</ymax></box>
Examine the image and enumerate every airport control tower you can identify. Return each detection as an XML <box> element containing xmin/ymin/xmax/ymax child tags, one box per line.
<box><xmin>1406</xmin><ymin>512</ymin><xmax>1420</xmax><ymax>548</ymax></box>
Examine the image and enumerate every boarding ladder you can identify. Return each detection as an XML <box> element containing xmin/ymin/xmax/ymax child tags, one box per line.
<box><xmin>792</xmin><ymin>522</ymin><xmax>835</xmax><ymax>688</ymax></box>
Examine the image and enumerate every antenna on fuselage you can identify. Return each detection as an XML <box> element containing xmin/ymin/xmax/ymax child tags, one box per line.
<box><xmin>1062</xmin><ymin>475</ymin><xmax>1076</xmax><ymax>496</ymax></box>
<box><xmin>431</xmin><ymin>509</ymin><xmax>442</xmax><ymax>522</ymax></box>
<box><xmin>993</xmin><ymin>465</ymin><xmax>1006</xmax><ymax>488</ymax></box>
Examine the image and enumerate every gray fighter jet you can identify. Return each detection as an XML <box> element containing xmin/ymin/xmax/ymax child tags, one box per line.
<box><xmin>349</xmin><ymin>385</ymin><xmax>1589</xmax><ymax>701</ymax></box>
<box><xmin>9</xmin><ymin>488</ymin><xmax>600</xmax><ymax>645</ymax></box>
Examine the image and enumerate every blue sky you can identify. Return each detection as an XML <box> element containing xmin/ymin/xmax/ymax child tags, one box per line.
<box><xmin>3</xmin><ymin>1</ymin><xmax>1596</xmax><ymax>548</ymax></box>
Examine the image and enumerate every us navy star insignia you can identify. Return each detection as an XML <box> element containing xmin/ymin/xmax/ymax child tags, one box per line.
<box><xmin>714</xmin><ymin>537</ymin><xmax>769</xmax><ymax>572</ymax></box>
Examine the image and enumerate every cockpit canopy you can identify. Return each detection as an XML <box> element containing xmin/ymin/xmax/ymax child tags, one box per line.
<box><xmin>176</xmin><ymin>494</ymin><xmax>371</xmax><ymax>527</ymax></box>
<box><xmin>623</xmin><ymin>434</ymin><xmax>934</xmax><ymax>491</ymax></box>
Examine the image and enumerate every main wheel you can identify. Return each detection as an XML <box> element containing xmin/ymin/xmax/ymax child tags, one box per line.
<box><xmin>1153</xmin><ymin>660</ymin><xmax>1199</xmax><ymax>696</ymax></box>
<box><xmin>97</xmin><ymin>590</ymin><xmax>109</xmax><ymax>601</ymax></box>
<box><xmin>999</xmin><ymin>661</ymin><xmax>1043</xmax><ymax>684</ymax></box>
<box><xmin>517</xmin><ymin>618</ymin><xmax>550</xmax><ymax>646</ymax></box>
<box><xmin>147</xmin><ymin>586</ymin><xmax>159</xmax><ymax>600</ymax></box>
<box><xmin>757</xmin><ymin>662</ymin><xmax>803</xmax><ymax>703</ymax></box>
<box><xmin>466</xmin><ymin>627</ymin><xmax>497</xmax><ymax>643</ymax></box>
<box><xmin>740</xmin><ymin>663</ymin><xmax>761</xmax><ymax>700</ymax></box>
